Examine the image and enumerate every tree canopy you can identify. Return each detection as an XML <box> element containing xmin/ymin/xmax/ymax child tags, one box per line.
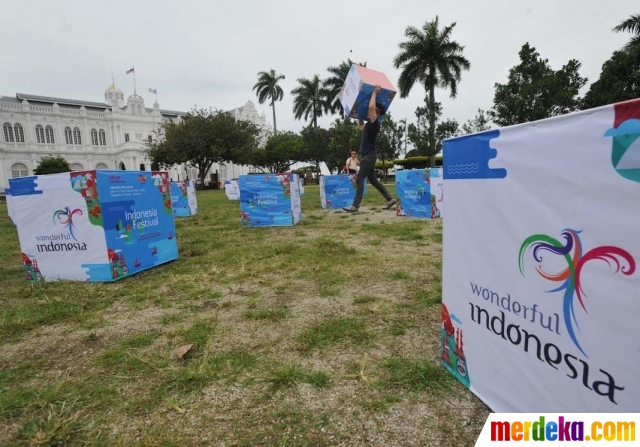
<box><xmin>33</xmin><ymin>156</ymin><xmax>71</xmax><ymax>175</ymax></box>
<box><xmin>251</xmin><ymin>131</ymin><xmax>304</xmax><ymax>174</ymax></box>
<box><xmin>581</xmin><ymin>50</ymin><xmax>640</xmax><ymax>110</ymax></box>
<box><xmin>489</xmin><ymin>43</ymin><xmax>587</xmax><ymax>127</ymax></box>
<box><xmin>145</xmin><ymin>108</ymin><xmax>260</xmax><ymax>184</ymax></box>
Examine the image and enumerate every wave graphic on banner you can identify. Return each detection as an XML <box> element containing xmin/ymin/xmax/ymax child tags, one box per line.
<box><xmin>443</xmin><ymin>129</ymin><xmax>507</xmax><ymax>180</ymax></box>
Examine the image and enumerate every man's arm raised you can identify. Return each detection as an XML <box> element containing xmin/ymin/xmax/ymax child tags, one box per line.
<box><xmin>368</xmin><ymin>84</ymin><xmax>381</xmax><ymax>123</ymax></box>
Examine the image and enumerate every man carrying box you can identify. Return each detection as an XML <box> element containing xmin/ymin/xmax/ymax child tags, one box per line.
<box><xmin>343</xmin><ymin>85</ymin><xmax>397</xmax><ymax>213</ymax></box>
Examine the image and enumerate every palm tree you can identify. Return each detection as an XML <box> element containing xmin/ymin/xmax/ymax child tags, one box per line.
<box><xmin>253</xmin><ymin>69</ymin><xmax>286</xmax><ymax>134</ymax></box>
<box><xmin>291</xmin><ymin>75</ymin><xmax>328</xmax><ymax>128</ymax></box>
<box><xmin>393</xmin><ymin>16</ymin><xmax>470</xmax><ymax>167</ymax></box>
<box><xmin>613</xmin><ymin>14</ymin><xmax>640</xmax><ymax>54</ymax></box>
<box><xmin>323</xmin><ymin>59</ymin><xmax>367</xmax><ymax>118</ymax></box>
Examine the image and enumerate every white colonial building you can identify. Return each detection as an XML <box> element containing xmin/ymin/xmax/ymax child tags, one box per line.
<box><xmin>0</xmin><ymin>82</ymin><xmax>273</xmax><ymax>191</ymax></box>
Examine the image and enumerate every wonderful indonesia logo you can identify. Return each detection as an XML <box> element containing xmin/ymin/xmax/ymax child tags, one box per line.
<box><xmin>468</xmin><ymin>229</ymin><xmax>635</xmax><ymax>404</ymax></box>
<box><xmin>33</xmin><ymin>207</ymin><xmax>88</xmax><ymax>252</ymax></box>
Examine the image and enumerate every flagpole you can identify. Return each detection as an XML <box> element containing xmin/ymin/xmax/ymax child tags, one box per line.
<box><xmin>133</xmin><ymin>65</ymin><xmax>137</xmax><ymax>95</ymax></box>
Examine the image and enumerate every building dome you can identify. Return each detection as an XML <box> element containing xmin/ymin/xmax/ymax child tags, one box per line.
<box><xmin>104</xmin><ymin>81</ymin><xmax>123</xmax><ymax>96</ymax></box>
<box><xmin>105</xmin><ymin>81</ymin><xmax>125</xmax><ymax>108</ymax></box>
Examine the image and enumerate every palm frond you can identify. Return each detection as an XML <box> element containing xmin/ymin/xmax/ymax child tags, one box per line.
<box><xmin>613</xmin><ymin>14</ymin><xmax>640</xmax><ymax>34</ymax></box>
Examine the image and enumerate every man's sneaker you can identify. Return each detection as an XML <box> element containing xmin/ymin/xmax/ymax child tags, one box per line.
<box><xmin>382</xmin><ymin>199</ymin><xmax>398</xmax><ymax>210</ymax></box>
<box><xmin>342</xmin><ymin>206</ymin><xmax>358</xmax><ymax>212</ymax></box>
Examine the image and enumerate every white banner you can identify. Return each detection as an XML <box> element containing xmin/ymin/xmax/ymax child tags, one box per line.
<box><xmin>442</xmin><ymin>98</ymin><xmax>640</xmax><ymax>413</ymax></box>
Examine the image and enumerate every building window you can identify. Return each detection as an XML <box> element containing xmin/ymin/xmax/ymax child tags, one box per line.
<box><xmin>95</xmin><ymin>163</ymin><xmax>109</xmax><ymax>170</ymax></box>
<box><xmin>91</xmin><ymin>129</ymin><xmax>98</xmax><ymax>146</ymax></box>
<box><xmin>73</xmin><ymin>127</ymin><xmax>82</xmax><ymax>145</ymax></box>
<box><xmin>3</xmin><ymin>122</ymin><xmax>14</xmax><ymax>142</ymax></box>
<box><xmin>70</xmin><ymin>162</ymin><xmax>84</xmax><ymax>172</ymax></box>
<box><xmin>140</xmin><ymin>163</ymin><xmax>146</xmax><ymax>171</ymax></box>
<box><xmin>65</xmin><ymin>127</ymin><xmax>73</xmax><ymax>145</ymax></box>
<box><xmin>14</xmin><ymin>124</ymin><xmax>24</xmax><ymax>143</ymax></box>
<box><xmin>99</xmin><ymin>129</ymin><xmax>106</xmax><ymax>146</ymax></box>
<box><xmin>45</xmin><ymin>125</ymin><xmax>55</xmax><ymax>144</ymax></box>
<box><xmin>148</xmin><ymin>135</ymin><xmax>152</xmax><ymax>144</ymax></box>
<box><xmin>124</xmin><ymin>133</ymin><xmax>130</xmax><ymax>142</ymax></box>
<box><xmin>35</xmin><ymin>125</ymin><xmax>45</xmax><ymax>144</ymax></box>
<box><xmin>11</xmin><ymin>162</ymin><xmax>28</xmax><ymax>178</ymax></box>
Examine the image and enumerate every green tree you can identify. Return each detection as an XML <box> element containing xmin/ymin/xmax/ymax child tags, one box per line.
<box><xmin>407</xmin><ymin>100</ymin><xmax>442</xmax><ymax>158</ymax></box>
<box><xmin>327</xmin><ymin>118</ymin><xmax>360</xmax><ymax>173</ymax></box>
<box><xmin>461</xmin><ymin>109</ymin><xmax>491</xmax><ymax>134</ymax></box>
<box><xmin>251</xmin><ymin>131</ymin><xmax>304</xmax><ymax>173</ymax></box>
<box><xmin>323</xmin><ymin>59</ymin><xmax>367</xmax><ymax>118</ymax></box>
<box><xmin>253</xmin><ymin>69</ymin><xmax>285</xmax><ymax>134</ymax></box>
<box><xmin>435</xmin><ymin>118</ymin><xmax>460</xmax><ymax>152</ymax></box>
<box><xmin>33</xmin><ymin>155</ymin><xmax>71</xmax><ymax>175</ymax></box>
<box><xmin>581</xmin><ymin>50</ymin><xmax>640</xmax><ymax>109</ymax></box>
<box><xmin>613</xmin><ymin>13</ymin><xmax>640</xmax><ymax>54</ymax></box>
<box><xmin>291</xmin><ymin>75</ymin><xmax>328</xmax><ymax>128</ymax></box>
<box><xmin>300</xmin><ymin>125</ymin><xmax>330</xmax><ymax>183</ymax></box>
<box><xmin>489</xmin><ymin>43</ymin><xmax>587</xmax><ymax>127</ymax></box>
<box><xmin>146</xmin><ymin>108</ymin><xmax>260</xmax><ymax>184</ymax></box>
<box><xmin>393</xmin><ymin>16</ymin><xmax>471</xmax><ymax>167</ymax></box>
<box><xmin>377</xmin><ymin>112</ymin><xmax>403</xmax><ymax>180</ymax></box>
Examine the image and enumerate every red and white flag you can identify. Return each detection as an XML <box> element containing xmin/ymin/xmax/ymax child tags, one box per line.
<box><xmin>126</xmin><ymin>67</ymin><xmax>134</xmax><ymax>74</ymax></box>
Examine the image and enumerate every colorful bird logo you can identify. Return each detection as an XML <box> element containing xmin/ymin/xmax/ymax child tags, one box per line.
<box><xmin>53</xmin><ymin>207</ymin><xmax>83</xmax><ymax>241</ymax></box>
<box><xmin>518</xmin><ymin>229</ymin><xmax>635</xmax><ymax>357</ymax></box>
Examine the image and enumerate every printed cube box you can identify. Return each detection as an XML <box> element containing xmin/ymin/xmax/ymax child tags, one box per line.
<box><xmin>320</xmin><ymin>174</ymin><xmax>367</xmax><ymax>209</ymax></box>
<box><xmin>339</xmin><ymin>64</ymin><xmax>397</xmax><ymax>121</ymax></box>
<box><xmin>239</xmin><ymin>173</ymin><xmax>301</xmax><ymax>227</ymax></box>
<box><xmin>170</xmin><ymin>180</ymin><xmax>198</xmax><ymax>217</ymax></box>
<box><xmin>9</xmin><ymin>170</ymin><xmax>179</xmax><ymax>282</ymax></box>
<box><xmin>5</xmin><ymin>186</ymin><xmax>16</xmax><ymax>225</ymax></box>
<box><xmin>395</xmin><ymin>168</ymin><xmax>443</xmax><ymax>218</ymax></box>
<box><xmin>224</xmin><ymin>180</ymin><xmax>240</xmax><ymax>200</ymax></box>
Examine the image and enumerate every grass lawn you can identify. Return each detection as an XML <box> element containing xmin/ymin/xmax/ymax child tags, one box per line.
<box><xmin>0</xmin><ymin>184</ymin><xmax>490</xmax><ymax>446</ymax></box>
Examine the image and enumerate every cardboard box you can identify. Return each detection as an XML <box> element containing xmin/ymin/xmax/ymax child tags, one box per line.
<box><xmin>9</xmin><ymin>170</ymin><xmax>178</xmax><ymax>282</ymax></box>
<box><xmin>239</xmin><ymin>173</ymin><xmax>301</xmax><ymax>227</ymax></box>
<box><xmin>395</xmin><ymin>168</ymin><xmax>443</xmax><ymax>218</ymax></box>
<box><xmin>170</xmin><ymin>180</ymin><xmax>198</xmax><ymax>217</ymax></box>
<box><xmin>339</xmin><ymin>64</ymin><xmax>397</xmax><ymax>121</ymax></box>
<box><xmin>320</xmin><ymin>174</ymin><xmax>368</xmax><ymax>209</ymax></box>
<box><xmin>224</xmin><ymin>180</ymin><xmax>240</xmax><ymax>200</ymax></box>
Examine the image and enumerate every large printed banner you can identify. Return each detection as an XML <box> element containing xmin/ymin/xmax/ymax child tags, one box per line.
<box><xmin>441</xmin><ymin>98</ymin><xmax>640</xmax><ymax>413</ymax></box>
<box><xmin>239</xmin><ymin>173</ymin><xmax>301</xmax><ymax>227</ymax></box>
<box><xmin>9</xmin><ymin>170</ymin><xmax>179</xmax><ymax>282</ymax></box>
<box><xmin>320</xmin><ymin>174</ymin><xmax>367</xmax><ymax>209</ymax></box>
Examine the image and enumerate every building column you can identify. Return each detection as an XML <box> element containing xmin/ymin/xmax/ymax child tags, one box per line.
<box><xmin>0</xmin><ymin>154</ymin><xmax>6</xmax><ymax>189</ymax></box>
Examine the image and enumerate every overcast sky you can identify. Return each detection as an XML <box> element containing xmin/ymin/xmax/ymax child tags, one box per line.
<box><xmin>1</xmin><ymin>0</ymin><xmax>637</xmax><ymax>133</ymax></box>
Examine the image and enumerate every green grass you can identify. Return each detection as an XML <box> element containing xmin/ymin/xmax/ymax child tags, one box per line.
<box><xmin>0</xmin><ymin>186</ymin><xmax>489</xmax><ymax>446</ymax></box>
